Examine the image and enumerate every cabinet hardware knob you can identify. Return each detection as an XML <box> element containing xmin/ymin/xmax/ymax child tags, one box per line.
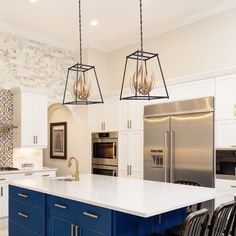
<box><xmin>18</xmin><ymin>212</ymin><xmax>29</xmax><ymax>218</ymax></box>
<box><xmin>83</xmin><ymin>211</ymin><xmax>99</xmax><ymax>219</ymax></box>
<box><xmin>18</xmin><ymin>193</ymin><xmax>29</xmax><ymax>198</ymax></box>
<box><xmin>54</xmin><ymin>203</ymin><xmax>67</xmax><ymax>209</ymax></box>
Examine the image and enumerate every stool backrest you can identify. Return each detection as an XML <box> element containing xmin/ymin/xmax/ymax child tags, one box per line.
<box><xmin>180</xmin><ymin>208</ymin><xmax>209</xmax><ymax>236</ymax></box>
<box><xmin>175</xmin><ymin>180</ymin><xmax>202</xmax><ymax>211</ymax></box>
<box><xmin>208</xmin><ymin>201</ymin><xmax>236</xmax><ymax>236</ymax></box>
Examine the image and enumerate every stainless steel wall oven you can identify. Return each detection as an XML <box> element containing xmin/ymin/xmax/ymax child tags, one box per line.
<box><xmin>92</xmin><ymin>132</ymin><xmax>118</xmax><ymax>176</ymax></box>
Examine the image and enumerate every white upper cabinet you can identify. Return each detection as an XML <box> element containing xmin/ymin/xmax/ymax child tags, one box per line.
<box><xmin>216</xmin><ymin>120</ymin><xmax>236</xmax><ymax>148</ymax></box>
<box><xmin>215</xmin><ymin>76</ymin><xmax>236</xmax><ymax>120</ymax></box>
<box><xmin>168</xmin><ymin>79</ymin><xmax>215</xmax><ymax>101</ymax></box>
<box><xmin>119</xmin><ymin>100</ymin><xmax>144</xmax><ymax>131</ymax></box>
<box><xmin>12</xmin><ymin>88</ymin><xmax>48</xmax><ymax>148</ymax></box>
<box><xmin>89</xmin><ymin>97</ymin><xmax>118</xmax><ymax>132</ymax></box>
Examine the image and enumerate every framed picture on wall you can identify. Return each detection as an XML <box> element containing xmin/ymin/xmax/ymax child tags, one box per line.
<box><xmin>50</xmin><ymin>122</ymin><xmax>67</xmax><ymax>159</ymax></box>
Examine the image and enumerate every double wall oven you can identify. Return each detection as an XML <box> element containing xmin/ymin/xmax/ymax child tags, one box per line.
<box><xmin>92</xmin><ymin>132</ymin><xmax>118</xmax><ymax>176</ymax></box>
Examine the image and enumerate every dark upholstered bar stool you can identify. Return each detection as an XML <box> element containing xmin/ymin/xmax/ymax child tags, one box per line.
<box><xmin>207</xmin><ymin>200</ymin><xmax>236</xmax><ymax>236</ymax></box>
<box><xmin>150</xmin><ymin>208</ymin><xmax>209</xmax><ymax>236</ymax></box>
<box><xmin>174</xmin><ymin>180</ymin><xmax>202</xmax><ymax>214</ymax></box>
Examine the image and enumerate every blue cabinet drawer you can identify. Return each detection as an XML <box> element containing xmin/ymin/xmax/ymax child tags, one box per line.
<box><xmin>9</xmin><ymin>221</ymin><xmax>43</xmax><ymax>236</ymax></box>
<box><xmin>47</xmin><ymin>195</ymin><xmax>76</xmax><ymax>220</ymax></box>
<box><xmin>9</xmin><ymin>199</ymin><xmax>45</xmax><ymax>235</ymax></box>
<box><xmin>9</xmin><ymin>185</ymin><xmax>45</xmax><ymax>208</ymax></box>
<box><xmin>76</xmin><ymin>202</ymin><xmax>112</xmax><ymax>230</ymax></box>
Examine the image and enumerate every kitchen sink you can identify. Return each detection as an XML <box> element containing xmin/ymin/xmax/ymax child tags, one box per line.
<box><xmin>53</xmin><ymin>177</ymin><xmax>76</xmax><ymax>182</ymax></box>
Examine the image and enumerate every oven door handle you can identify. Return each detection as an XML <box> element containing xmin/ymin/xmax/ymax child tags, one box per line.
<box><xmin>113</xmin><ymin>143</ymin><xmax>116</xmax><ymax>159</ymax></box>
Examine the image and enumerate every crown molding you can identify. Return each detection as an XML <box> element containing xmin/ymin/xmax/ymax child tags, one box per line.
<box><xmin>0</xmin><ymin>22</ymin><xmax>76</xmax><ymax>52</ymax></box>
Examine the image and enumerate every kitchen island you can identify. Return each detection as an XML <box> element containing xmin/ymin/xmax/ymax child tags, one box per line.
<box><xmin>8</xmin><ymin>174</ymin><xmax>225</xmax><ymax>236</ymax></box>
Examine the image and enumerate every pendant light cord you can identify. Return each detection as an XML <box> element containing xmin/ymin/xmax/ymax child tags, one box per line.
<box><xmin>139</xmin><ymin>0</ymin><xmax>143</xmax><ymax>52</ymax></box>
<box><xmin>78</xmin><ymin>0</ymin><xmax>82</xmax><ymax>65</ymax></box>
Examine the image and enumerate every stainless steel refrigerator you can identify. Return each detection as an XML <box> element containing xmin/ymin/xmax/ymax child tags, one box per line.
<box><xmin>144</xmin><ymin>97</ymin><xmax>215</xmax><ymax>188</ymax></box>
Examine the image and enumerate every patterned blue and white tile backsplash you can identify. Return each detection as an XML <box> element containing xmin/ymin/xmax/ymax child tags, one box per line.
<box><xmin>0</xmin><ymin>90</ymin><xmax>13</xmax><ymax>167</ymax></box>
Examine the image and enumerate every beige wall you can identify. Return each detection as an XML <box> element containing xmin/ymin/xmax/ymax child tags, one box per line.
<box><xmin>43</xmin><ymin>103</ymin><xmax>89</xmax><ymax>176</ymax></box>
<box><xmin>104</xmin><ymin>8</ymin><xmax>236</xmax><ymax>92</ymax></box>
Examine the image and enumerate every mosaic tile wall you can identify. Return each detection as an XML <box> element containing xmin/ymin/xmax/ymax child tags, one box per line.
<box><xmin>0</xmin><ymin>90</ymin><xmax>13</xmax><ymax>167</ymax></box>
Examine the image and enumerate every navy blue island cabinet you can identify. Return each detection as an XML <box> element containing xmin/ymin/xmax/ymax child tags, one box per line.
<box><xmin>9</xmin><ymin>185</ymin><xmax>186</xmax><ymax>236</ymax></box>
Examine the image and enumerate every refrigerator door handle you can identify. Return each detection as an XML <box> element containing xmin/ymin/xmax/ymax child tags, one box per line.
<box><xmin>164</xmin><ymin>131</ymin><xmax>169</xmax><ymax>182</ymax></box>
<box><xmin>170</xmin><ymin>131</ymin><xmax>175</xmax><ymax>183</ymax></box>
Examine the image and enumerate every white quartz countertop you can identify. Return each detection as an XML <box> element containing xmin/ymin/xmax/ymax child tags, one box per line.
<box><xmin>0</xmin><ymin>167</ymin><xmax>57</xmax><ymax>175</ymax></box>
<box><xmin>9</xmin><ymin>174</ymin><xmax>227</xmax><ymax>218</ymax></box>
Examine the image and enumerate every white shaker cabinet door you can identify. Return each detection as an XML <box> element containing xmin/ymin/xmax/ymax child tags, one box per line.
<box><xmin>21</xmin><ymin>93</ymin><xmax>34</xmax><ymax>146</ymax></box>
<box><xmin>129</xmin><ymin>131</ymin><xmax>143</xmax><ymax>179</ymax></box>
<box><xmin>32</xmin><ymin>94</ymin><xmax>48</xmax><ymax>147</ymax></box>
<box><xmin>0</xmin><ymin>185</ymin><xmax>8</xmax><ymax>218</ymax></box>
<box><xmin>118</xmin><ymin>132</ymin><xmax>129</xmax><ymax>177</ymax></box>
<box><xmin>119</xmin><ymin>100</ymin><xmax>144</xmax><ymax>131</ymax></box>
<box><xmin>215</xmin><ymin>76</ymin><xmax>236</xmax><ymax>120</ymax></box>
<box><xmin>118</xmin><ymin>131</ymin><xmax>143</xmax><ymax>179</ymax></box>
<box><xmin>216</xmin><ymin>120</ymin><xmax>236</xmax><ymax>148</ymax></box>
<box><xmin>13</xmin><ymin>88</ymin><xmax>48</xmax><ymax>148</ymax></box>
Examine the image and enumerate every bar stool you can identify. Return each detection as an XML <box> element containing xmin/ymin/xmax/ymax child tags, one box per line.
<box><xmin>207</xmin><ymin>200</ymin><xmax>236</xmax><ymax>236</ymax></box>
<box><xmin>174</xmin><ymin>180</ymin><xmax>202</xmax><ymax>214</ymax></box>
<box><xmin>150</xmin><ymin>208</ymin><xmax>209</xmax><ymax>236</ymax></box>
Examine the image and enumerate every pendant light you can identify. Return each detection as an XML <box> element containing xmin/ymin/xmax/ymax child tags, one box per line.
<box><xmin>63</xmin><ymin>0</ymin><xmax>103</xmax><ymax>105</ymax></box>
<box><xmin>120</xmin><ymin>0</ymin><xmax>169</xmax><ymax>100</ymax></box>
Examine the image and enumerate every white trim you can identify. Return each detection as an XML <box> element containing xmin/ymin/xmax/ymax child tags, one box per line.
<box><xmin>102</xmin><ymin>66</ymin><xmax>236</xmax><ymax>98</ymax></box>
<box><xmin>0</xmin><ymin>22</ymin><xmax>75</xmax><ymax>52</ymax></box>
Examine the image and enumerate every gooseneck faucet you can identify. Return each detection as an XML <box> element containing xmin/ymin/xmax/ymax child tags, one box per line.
<box><xmin>68</xmin><ymin>157</ymin><xmax>80</xmax><ymax>181</ymax></box>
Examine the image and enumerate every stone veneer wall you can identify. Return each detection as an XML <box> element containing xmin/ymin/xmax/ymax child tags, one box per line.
<box><xmin>0</xmin><ymin>31</ymin><xmax>76</xmax><ymax>103</ymax></box>
<box><xmin>0</xmin><ymin>31</ymin><xmax>76</xmax><ymax>167</ymax></box>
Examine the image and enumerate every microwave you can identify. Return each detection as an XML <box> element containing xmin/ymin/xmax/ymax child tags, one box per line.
<box><xmin>92</xmin><ymin>132</ymin><xmax>118</xmax><ymax>166</ymax></box>
<box><xmin>216</xmin><ymin>150</ymin><xmax>236</xmax><ymax>176</ymax></box>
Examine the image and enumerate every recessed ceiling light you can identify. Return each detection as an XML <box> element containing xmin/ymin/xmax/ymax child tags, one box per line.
<box><xmin>90</xmin><ymin>20</ymin><xmax>98</xmax><ymax>26</ymax></box>
<box><xmin>29</xmin><ymin>0</ymin><xmax>38</xmax><ymax>3</ymax></box>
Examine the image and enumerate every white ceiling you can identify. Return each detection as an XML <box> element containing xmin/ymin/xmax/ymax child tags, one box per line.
<box><xmin>0</xmin><ymin>0</ymin><xmax>236</xmax><ymax>52</ymax></box>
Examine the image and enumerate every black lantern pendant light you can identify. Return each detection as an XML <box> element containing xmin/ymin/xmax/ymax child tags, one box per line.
<box><xmin>120</xmin><ymin>0</ymin><xmax>169</xmax><ymax>100</ymax></box>
<box><xmin>63</xmin><ymin>0</ymin><xmax>103</xmax><ymax>105</ymax></box>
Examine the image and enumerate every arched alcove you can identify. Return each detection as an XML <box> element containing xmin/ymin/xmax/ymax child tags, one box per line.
<box><xmin>43</xmin><ymin>103</ymin><xmax>89</xmax><ymax>176</ymax></box>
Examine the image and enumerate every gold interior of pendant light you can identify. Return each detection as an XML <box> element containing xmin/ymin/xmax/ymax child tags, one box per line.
<box><xmin>129</xmin><ymin>0</ymin><xmax>155</xmax><ymax>95</ymax></box>
<box><xmin>71</xmin><ymin>0</ymin><xmax>91</xmax><ymax>101</ymax></box>
<box><xmin>130</xmin><ymin>60</ymin><xmax>155</xmax><ymax>95</ymax></box>
<box><xmin>71</xmin><ymin>72</ymin><xmax>91</xmax><ymax>100</ymax></box>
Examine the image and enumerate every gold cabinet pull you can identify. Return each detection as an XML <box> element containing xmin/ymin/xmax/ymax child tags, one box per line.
<box><xmin>18</xmin><ymin>212</ymin><xmax>29</xmax><ymax>218</ymax></box>
<box><xmin>75</xmin><ymin>225</ymin><xmax>79</xmax><ymax>236</ymax></box>
<box><xmin>36</xmin><ymin>136</ymin><xmax>38</xmax><ymax>144</ymax></box>
<box><xmin>42</xmin><ymin>174</ymin><xmax>50</xmax><ymax>177</ymax></box>
<box><xmin>130</xmin><ymin>120</ymin><xmax>132</xmax><ymax>129</ymax></box>
<box><xmin>25</xmin><ymin>172</ymin><xmax>33</xmax><ymax>176</ymax></box>
<box><xmin>54</xmin><ymin>203</ymin><xmax>67</xmax><ymax>209</ymax></box>
<box><xmin>127</xmin><ymin>165</ymin><xmax>129</xmax><ymax>175</ymax></box>
<box><xmin>0</xmin><ymin>187</ymin><xmax>3</xmax><ymax>197</ymax></box>
<box><xmin>231</xmin><ymin>185</ymin><xmax>236</xmax><ymax>188</ymax></box>
<box><xmin>18</xmin><ymin>193</ymin><xmax>29</xmax><ymax>198</ymax></box>
<box><xmin>127</xmin><ymin>120</ymin><xmax>129</xmax><ymax>129</ymax></box>
<box><xmin>83</xmin><ymin>211</ymin><xmax>99</xmax><ymax>219</ymax></box>
<box><xmin>0</xmin><ymin>178</ymin><xmax>6</xmax><ymax>181</ymax></box>
<box><xmin>130</xmin><ymin>165</ymin><xmax>132</xmax><ymax>175</ymax></box>
<box><xmin>71</xmin><ymin>224</ymin><xmax>74</xmax><ymax>236</ymax></box>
